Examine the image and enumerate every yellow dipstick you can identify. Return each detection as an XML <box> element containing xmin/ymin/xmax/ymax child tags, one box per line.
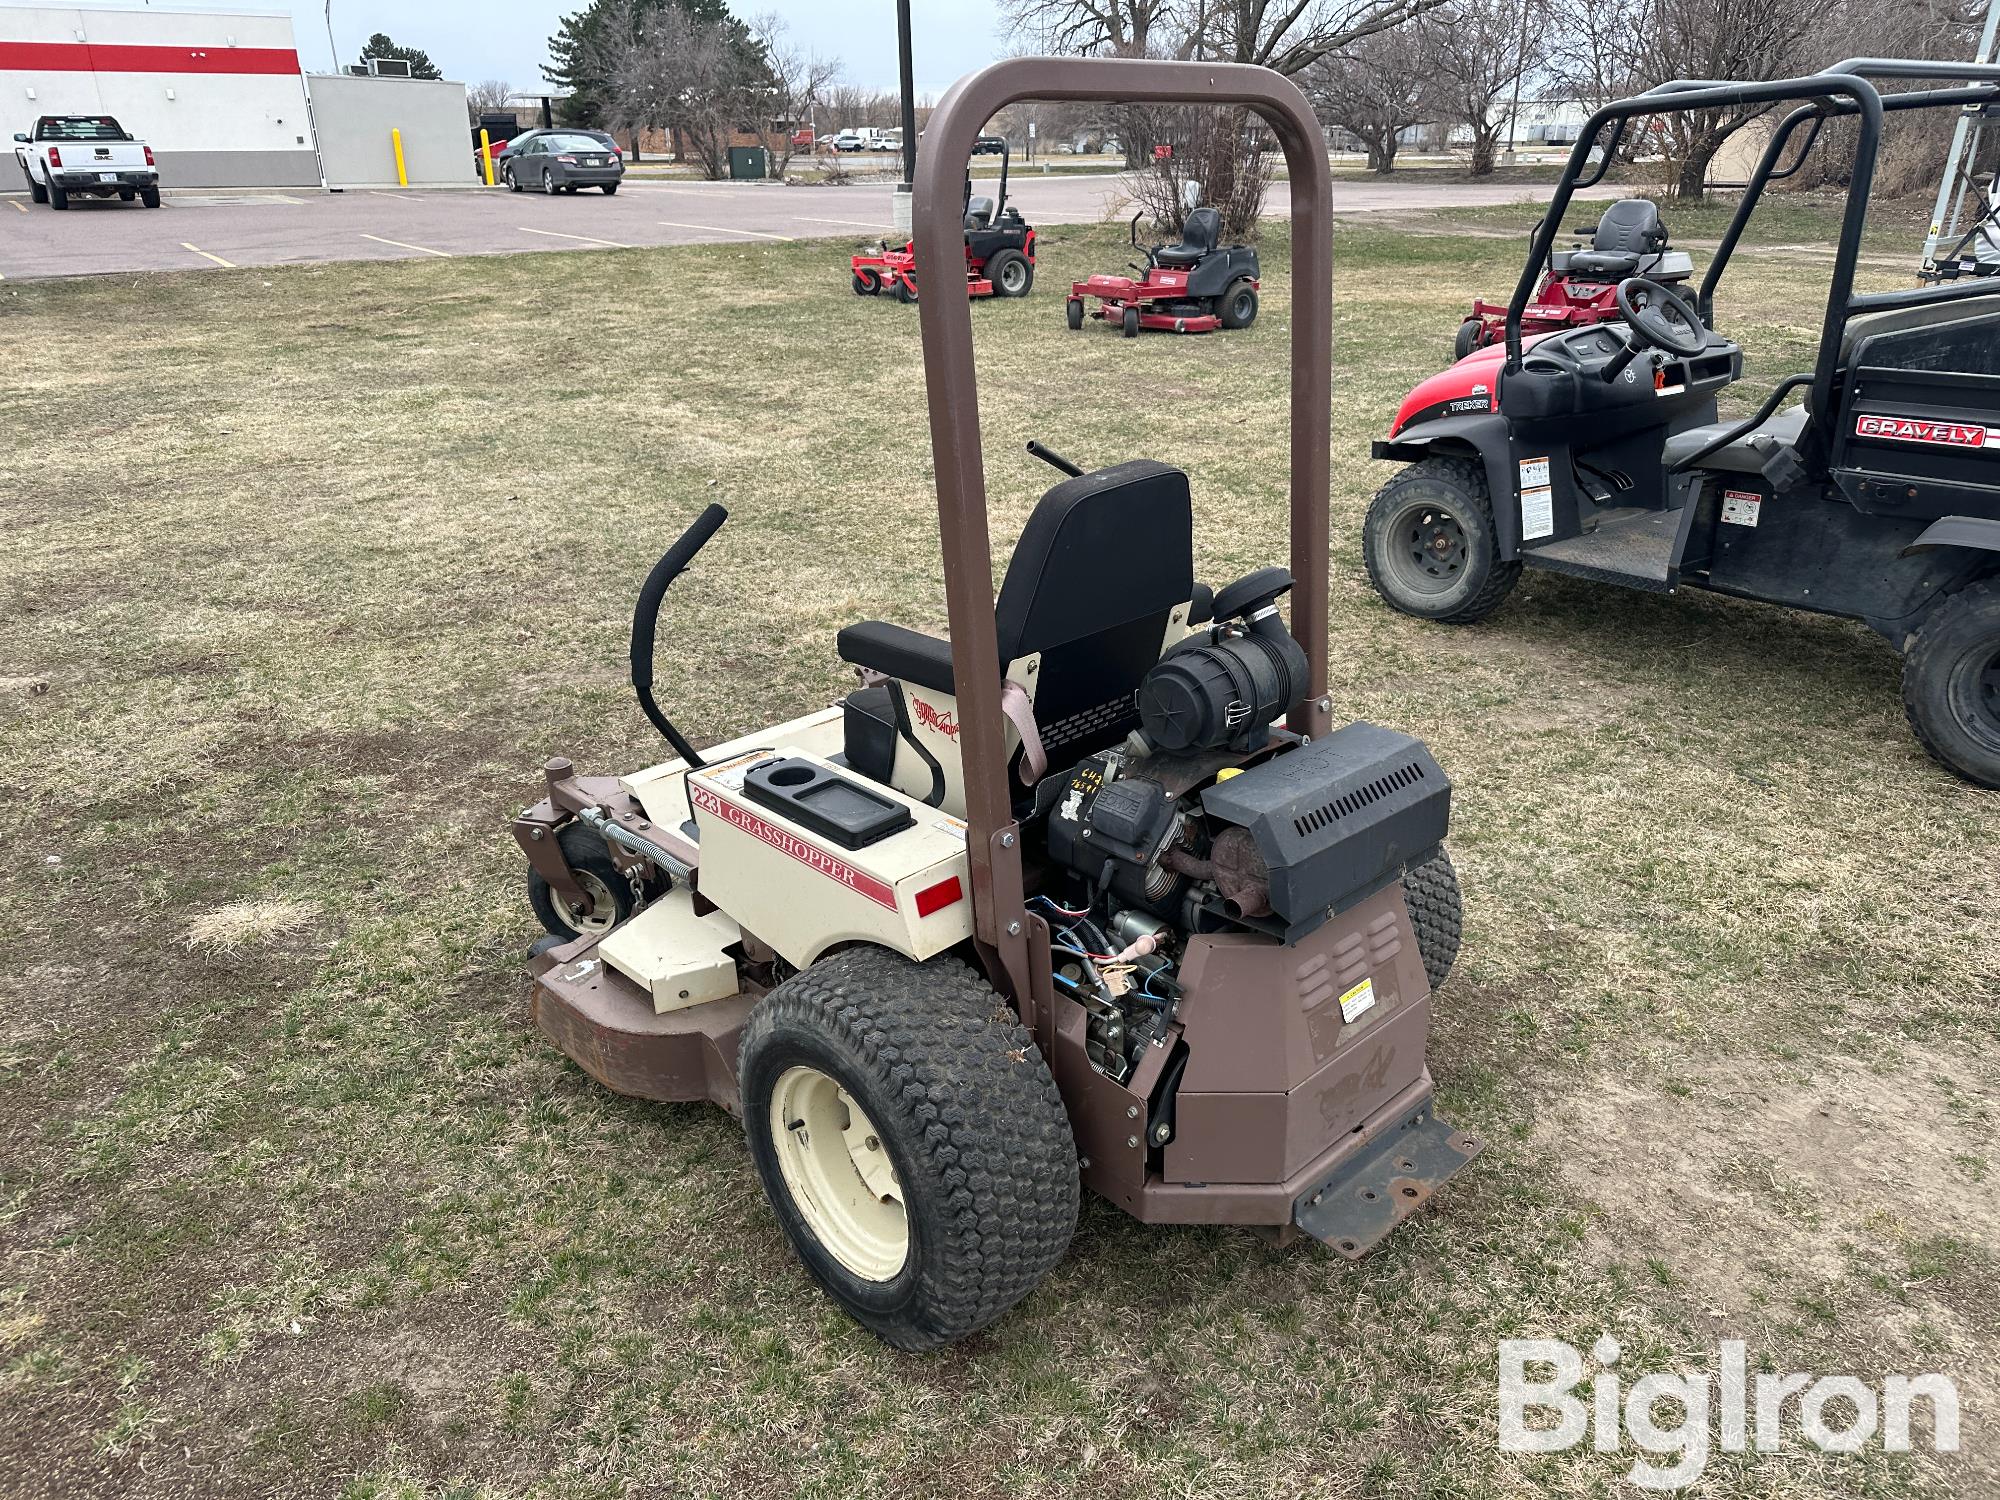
<box><xmin>479</xmin><ymin>128</ymin><xmax>494</xmax><ymax>187</ymax></box>
<box><xmin>392</xmin><ymin>127</ymin><xmax>408</xmax><ymax>188</ymax></box>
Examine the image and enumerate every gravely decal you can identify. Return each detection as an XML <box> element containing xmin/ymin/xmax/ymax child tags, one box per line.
<box><xmin>1855</xmin><ymin>414</ymin><xmax>1991</xmax><ymax>449</ymax></box>
<box><xmin>911</xmin><ymin>696</ymin><xmax>959</xmax><ymax>739</ymax></box>
<box><xmin>689</xmin><ymin>783</ymin><xmax>899</xmax><ymax>910</ymax></box>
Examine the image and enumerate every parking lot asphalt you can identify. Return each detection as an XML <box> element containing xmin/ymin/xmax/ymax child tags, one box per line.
<box><xmin>0</xmin><ymin>172</ymin><xmax>1615</xmax><ymax>281</ymax></box>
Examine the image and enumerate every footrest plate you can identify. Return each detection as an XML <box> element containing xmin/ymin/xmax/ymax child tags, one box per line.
<box><xmin>1293</xmin><ymin>1102</ymin><xmax>1482</xmax><ymax>1259</ymax></box>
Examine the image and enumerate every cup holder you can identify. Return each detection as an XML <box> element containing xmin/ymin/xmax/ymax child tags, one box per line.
<box><xmin>766</xmin><ymin>764</ymin><xmax>817</xmax><ymax>787</ymax></box>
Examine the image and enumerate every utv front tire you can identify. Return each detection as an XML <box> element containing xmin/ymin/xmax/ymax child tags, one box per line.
<box><xmin>526</xmin><ymin>822</ymin><xmax>640</xmax><ymax>941</ymax></box>
<box><xmin>739</xmin><ymin>947</ymin><xmax>1079</xmax><ymax>1350</ymax></box>
<box><xmin>1363</xmin><ymin>455</ymin><xmax>1520</xmax><ymax>623</ymax></box>
<box><xmin>1403</xmin><ymin>845</ymin><xmax>1463</xmax><ymax>990</ymax></box>
<box><xmin>1902</xmin><ymin>579</ymin><xmax>2000</xmax><ymax>789</ymax></box>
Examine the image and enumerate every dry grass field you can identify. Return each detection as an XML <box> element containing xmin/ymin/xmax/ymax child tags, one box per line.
<box><xmin>1</xmin><ymin>204</ymin><xmax>1995</xmax><ymax>1500</ymax></box>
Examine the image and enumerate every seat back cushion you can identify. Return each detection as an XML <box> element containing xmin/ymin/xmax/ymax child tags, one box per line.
<box><xmin>965</xmin><ymin>194</ymin><xmax>996</xmax><ymax>229</ymax></box>
<box><xmin>1593</xmin><ymin>198</ymin><xmax>1664</xmax><ymax>256</ymax></box>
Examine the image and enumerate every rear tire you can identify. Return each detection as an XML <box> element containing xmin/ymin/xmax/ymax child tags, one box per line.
<box><xmin>1122</xmin><ymin>304</ymin><xmax>1140</xmax><ymax>338</ymax></box>
<box><xmin>1402</xmin><ymin>846</ymin><xmax>1463</xmax><ymax>991</ymax></box>
<box><xmin>602</xmin><ymin>182</ymin><xmax>619</xmax><ymax>195</ymax></box>
<box><xmin>739</xmin><ymin>948</ymin><xmax>1078</xmax><ymax>1350</ymax></box>
<box><xmin>1363</xmin><ymin>455</ymin><xmax>1520</xmax><ymax>623</ymax></box>
<box><xmin>853</xmin><ymin>268</ymin><xmax>880</xmax><ymax>296</ymax></box>
<box><xmin>1218</xmin><ymin>278</ymin><xmax>1258</xmax><ymax>330</ymax></box>
<box><xmin>26</xmin><ymin>170</ymin><xmax>46</xmax><ymax>204</ymax></box>
<box><xmin>1902</xmin><ymin>579</ymin><xmax>2000</xmax><ymax>789</ymax></box>
<box><xmin>1066</xmin><ymin>297</ymin><xmax>1084</xmax><ymax>330</ymax></box>
<box><xmin>988</xmin><ymin>247</ymin><xmax>1032</xmax><ymax>297</ymax></box>
<box><xmin>526</xmin><ymin>823</ymin><xmax>642</xmax><ymax>941</ymax></box>
<box><xmin>140</xmin><ymin>186</ymin><xmax>161</xmax><ymax>209</ymax></box>
<box><xmin>48</xmin><ymin>182</ymin><xmax>68</xmax><ymax>210</ymax></box>
<box><xmin>1452</xmin><ymin>319</ymin><xmax>1483</xmax><ymax>362</ymax></box>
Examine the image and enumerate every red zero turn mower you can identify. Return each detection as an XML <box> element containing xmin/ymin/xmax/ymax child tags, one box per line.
<box><xmin>1366</xmin><ymin>57</ymin><xmax>2000</xmax><ymax>789</ymax></box>
<box><xmin>1451</xmin><ymin>199</ymin><xmax>1690</xmax><ymax>361</ymax></box>
<box><xmin>851</xmin><ymin>142</ymin><xmax>1035</xmax><ymax>303</ymax></box>
<box><xmin>1068</xmin><ymin>208</ymin><xmax>1260</xmax><ymax>336</ymax></box>
<box><xmin>517</xmin><ymin>56</ymin><xmax>1480</xmax><ymax>1350</ymax></box>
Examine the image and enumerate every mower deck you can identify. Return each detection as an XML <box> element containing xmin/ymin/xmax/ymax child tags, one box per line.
<box><xmin>1070</xmin><ymin>273</ymin><xmax>1224</xmax><ymax>334</ymax></box>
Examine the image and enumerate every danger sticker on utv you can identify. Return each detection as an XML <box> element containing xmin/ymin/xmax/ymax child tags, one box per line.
<box><xmin>1518</xmin><ymin>456</ymin><xmax>1551</xmax><ymax>489</ymax></box>
<box><xmin>688</xmin><ymin>783</ymin><xmax>899</xmax><ymax>910</ymax></box>
<box><xmin>1520</xmin><ymin>486</ymin><xmax>1555</xmax><ymax>540</ymax></box>
<box><xmin>1854</xmin><ymin>414</ymin><xmax>1993</xmax><ymax>449</ymax></box>
<box><xmin>1721</xmin><ymin>490</ymin><xmax>1762</xmax><ymax>527</ymax></box>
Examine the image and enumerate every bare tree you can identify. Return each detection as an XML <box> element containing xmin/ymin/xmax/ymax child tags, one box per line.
<box><xmin>586</xmin><ymin>0</ymin><xmax>772</xmax><ymax>181</ymax></box>
<box><xmin>752</xmin><ymin>13</ymin><xmax>840</xmax><ymax>178</ymax></box>
<box><xmin>466</xmin><ymin>79</ymin><xmax>514</xmax><ymax>120</ymax></box>
<box><xmin>1199</xmin><ymin>0</ymin><xmax>1453</xmax><ymax>74</ymax></box>
<box><xmin>1128</xmin><ymin>108</ymin><xmax>1276</xmax><ymax>235</ymax></box>
<box><xmin>1305</xmin><ymin>24</ymin><xmax>1437</xmax><ymax>172</ymax></box>
<box><xmin>999</xmin><ymin>0</ymin><xmax>1191</xmax><ymax>56</ymax></box>
<box><xmin>1421</xmin><ymin>0</ymin><xmax>1542</xmax><ymax>175</ymax></box>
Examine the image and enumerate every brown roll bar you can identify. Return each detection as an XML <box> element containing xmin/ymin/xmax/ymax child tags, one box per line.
<box><xmin>912</xmin><ymin>56</ymin><xmax>1334</xmax><ymax>1009</ymax></box>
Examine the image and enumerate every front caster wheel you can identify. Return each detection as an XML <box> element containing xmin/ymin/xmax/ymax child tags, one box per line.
<box><xmin>1122</xmin><ymin>305</ymin><xmax>1140</xmax><ymax>338</ymax></box>
<box><xmin>853</xmin><ymin>268</ymin><xmax>881</xmax><ymax>296</ymax></box>
<box><xmin>1902</xmin><ymin>579</ymin><xmax>2000</xmax><ymax>788</ymax></box>
<box><xmin>1066</xmin><ymin>297</ymin><xmax>1084</xmax><ymax>330</ymax></box>
<box><xmin>1363</xmin><ymin>455</ymin><xmax>1520</xmax><ymax>623</ymax></box>
<box><xmin>739</xmin><ymin>948</ymin><xmax>1079</xmax><ymax>1350</ymax></box>
<box><xmin>526</xmin><ymin>823</ymin><xmax>643</xmax><ymax>941</ymax></box>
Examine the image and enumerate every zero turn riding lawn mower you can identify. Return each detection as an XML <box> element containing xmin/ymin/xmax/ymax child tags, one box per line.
<box><xmin>1451</xmin><ymin>198</ymin><xmax>1691</xmax><ymax>361</ymax></box>
<box><xmin>1367</xmin><ymin>58</ymin><xmax>2000</xmax><ymax>789</ymax></box>
<box><xmin>516</xmin><ymin>57</ymin><xmax>1480</xmax><ymax>1351</ymax></box>
<box><xmin>1067</xmin><ymin>207</ymin><xmax>1261</xmax><ymax>336</ymax></box>
<box><xmin>850</xmin><ymin>141</ymin><xmax>1035</xmax><ymax>304</ymax></box>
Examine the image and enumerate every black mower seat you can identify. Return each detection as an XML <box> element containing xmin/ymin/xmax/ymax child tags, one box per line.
<box><xmin>1154</xmin><ymin>206</ymin><xmax>1222</xmax><ymax>269</ymax></box>
<box><xmin>1565</xmin><ymin>198</ymin><xmax>1667</xmax><ymax>277</ymax></box>
<box><xmin>838</xmin><ymin>460</ymin><xmax>1196</xmax><ymax>772</ymax></box>
<box><xmin>964</xmin><ymin>195</ymin><xmax>996</xmax><ymax>230</ymax></box>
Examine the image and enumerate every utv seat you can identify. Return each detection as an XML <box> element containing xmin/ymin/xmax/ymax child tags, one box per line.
<box><xmin>1154</xmin><ymin>207</ymin><xmax>1222</xmax><ymax>269</ymax></box>
<box><xmin>1563</xmin><ymin>198</ymin><xmax>1669</xmax><ymax>278</ymax></box>
<box><xmin>1662</xmin><ymin>403</ymin><xmax>1809</xmax><ymax>476</ymax></box>
<box><xmin>835</xmin><ymin>460</ymin><xmax>1197</xmax><ymax>794</ymax></box>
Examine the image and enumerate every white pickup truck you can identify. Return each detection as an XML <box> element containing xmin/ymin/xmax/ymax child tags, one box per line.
<box><xmin>13</xmin><ymin>115</ymin><xmax>160</xmax><ymax>210</ymax></box>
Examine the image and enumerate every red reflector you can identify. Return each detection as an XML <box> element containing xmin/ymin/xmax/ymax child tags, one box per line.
<box><xmin>914</xmin><ymin>876</ymin><xmax>962</xmax><ymax>917</ymax></box>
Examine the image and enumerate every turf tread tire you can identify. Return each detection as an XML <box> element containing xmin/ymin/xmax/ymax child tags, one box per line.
<box><xmin>1402</xmin><ymin>845</ymin><xmax>1463</xmax><ymax>990</ymax></box>
<box><xmin>1900</xmin><ymin>578</ymin><xmax>2000</xmax><ymax>788</ymax></box>
<box><xmin>1363</xmin><ymin>454</ymin><xmax>1521</xmax><ymax>624</ymax></box>
<box><xmin>739</xmin><ymin>947</ymin><xmax>1078</xmax><ymax>1350</ymax></box>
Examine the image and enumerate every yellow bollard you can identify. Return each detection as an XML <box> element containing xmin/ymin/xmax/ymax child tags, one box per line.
<box><xmin>479</xmin><ymin>128</ymin><xmax>494</xmax><ymax>187</ymax></box>
<box><xmin>392</xmin><ymin>127</ymin><xmax>408</xmax><ymax>188</ymax></box>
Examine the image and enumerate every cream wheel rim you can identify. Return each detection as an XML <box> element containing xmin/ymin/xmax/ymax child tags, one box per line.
<box><xmin>769</xmin><ymin>1065</ymin><xmax>908</xmax><ymax>1281</ymax></box>
<box><xmin>563</xmin><ymin>870</ymin><xmax>618</xmax><ymax>935</ymax></box>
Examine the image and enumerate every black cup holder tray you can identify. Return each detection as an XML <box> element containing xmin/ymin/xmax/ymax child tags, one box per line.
<box><xmin>741</xmin><ymin>756</ymin><xmax>916</xmax><ymax>850</ymax></box>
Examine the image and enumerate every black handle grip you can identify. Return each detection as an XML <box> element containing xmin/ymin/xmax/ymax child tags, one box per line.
<box><xmin>1026</xmin><ymin>440</ymin><xmax>1085</xmax><ymax>477</ymax></box>
<box><xmin>630</xmin><ymin>503</ymin><xmax>727</xmax><ymax>766</ymax></box>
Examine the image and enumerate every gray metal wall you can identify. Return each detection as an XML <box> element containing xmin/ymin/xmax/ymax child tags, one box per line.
<box><xmin>155</xmin><ymin>150</ymin><xmax>323</xmax><ymax>189</ymax></box>
<box><xmin>306</xmin><ymin>74</ymin><xmax>472</xmax><ymax>189</ymax></box>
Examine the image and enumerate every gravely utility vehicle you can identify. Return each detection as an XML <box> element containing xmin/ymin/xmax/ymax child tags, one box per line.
<box><xmin>850</xmin><ymin>142</ymin><xmax>1035</xmax><ymax>303</ymax></box>
<box><xmin>1067</xmin><ymin>207</ymin><xmax>1261</xmax><ymax>336</ymax></box>
<box><xmin>518</xmin><ymin>57</ymin><xmax>1480</xmax><ymax>1350</ymax></box>
<box><xmin>1368</xmin><ymin>59</ymin><xmax>2000</xmax><ymax>789</ymax></box>
<box><xmin>1451</xmin><ymin>197</ymin><xmax>1691</xmax><ymax>360</ymax></box>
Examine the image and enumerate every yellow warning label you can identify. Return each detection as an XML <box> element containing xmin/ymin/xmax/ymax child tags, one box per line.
<box><xmin>1339</xmin><ymin>977</ymin><xmax>1377</xmax><ymax>1023</ymax></box>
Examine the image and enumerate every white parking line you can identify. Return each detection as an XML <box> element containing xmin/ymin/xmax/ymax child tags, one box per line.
<box><xmin>181</xmin><ymin>242</ymin><xmax>235</xmax><ymax>268</ymax></box>
<box><xmin>656</xmin><ymin>220</ymin><xmax>792</xmax><ymax>241</ymax></box>
<box><xmin>796</xmin><ymin>216</ymin><xmax>897</xmax><ymax>231</ymax></box>
<box><xmin>518</xmin><ymin>225</ymin><xmax>633</xmax><ymax>249</ymax></box>
<box><xmin>365</xmin><ymin>191</ymin><xmax>420</xmax><ymax>202</ymax></box>
<box><xmin>360</xmin><ymin>233</ymin><xmax>451</xmax><ymax>257</ymax></box>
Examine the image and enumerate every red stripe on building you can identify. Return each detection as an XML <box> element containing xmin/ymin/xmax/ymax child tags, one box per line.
<box><xmin>0</xmin><ymin>41</ymin><xmax>302</xmax><ymax>76</ymax></box>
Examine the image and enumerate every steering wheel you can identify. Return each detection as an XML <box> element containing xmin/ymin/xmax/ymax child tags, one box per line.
<box><xmin>1614</xmin><ymin>277</ymin><xmax>1709</xmax><ymax>357</ymax></box>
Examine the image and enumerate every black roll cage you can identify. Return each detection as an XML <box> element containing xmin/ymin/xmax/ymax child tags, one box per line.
<box><xmin>1509</xmin><ymin>58</ymin><xmax>2000</xmax><ymax>460</ymax></box>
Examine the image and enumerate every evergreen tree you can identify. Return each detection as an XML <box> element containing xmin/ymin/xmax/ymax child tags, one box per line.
<box><xmin>357</xmin><ymin>32</ymin><xmax>442</xmax><ymax>80</ymax></box>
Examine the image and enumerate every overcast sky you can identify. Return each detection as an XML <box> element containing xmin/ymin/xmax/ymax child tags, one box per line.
<box><xmin>312</xmin><ymin>0</ymin><xmax>1009</xmax><ymax>96</ymax></box>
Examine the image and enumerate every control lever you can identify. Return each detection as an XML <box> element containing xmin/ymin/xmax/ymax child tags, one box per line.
<box><xmin>1027</xmin><ymin>440</ymin><xmax>1085</xmax><ymax>477</ymax></box>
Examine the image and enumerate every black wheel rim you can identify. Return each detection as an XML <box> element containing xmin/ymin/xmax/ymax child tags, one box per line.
<box><xmin>1962</xmin><ymin>643</ymin><xmax>2000</xmax><ymax>750</ymax></box>
<box><xmin>1383</xmin><ymin>502</ymin><xmax>1472</xmax><ymax>597</ymax></box>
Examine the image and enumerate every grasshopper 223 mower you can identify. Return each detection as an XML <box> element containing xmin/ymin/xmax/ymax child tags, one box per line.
<box><xmin>1068</xmin><ymin>207</ymin><xmax>1261</xmax><ymax>336</ymax></box>
<box><xmin>851</xmin><ymin>141</ymin><xmax>1035</xmax><ymax>303</ymax></box>
<box><xmin>1367</xmin><ymin>58</ymin><xmax>2000</xmax><ymax>789</ymax></box>
<box><xmin>517</xmin><ymin>57</ymin><xmax>1481</xmax><ymax>1350</ymax></box>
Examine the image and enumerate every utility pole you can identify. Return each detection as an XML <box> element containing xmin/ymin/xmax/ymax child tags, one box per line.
<box><xmin>895</xmin><ymin>0</ymin><xmax>918</xmax><ymax>237</ymax></box>
<box><xmin>1501</xmin><ymin>0</ymin><xmax>1532</xmax><ymax>165</ymax></box>
<box><xmin>324</xmin><ymin>0</ymin><xmax>338</xmax><ymax>73</ymax></box>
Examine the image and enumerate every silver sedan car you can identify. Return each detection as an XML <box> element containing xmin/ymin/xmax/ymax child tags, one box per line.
<box><xmin>503</xmin><ymin>133</ymin><xmax>625</xmax><ymax>195</ymax></box>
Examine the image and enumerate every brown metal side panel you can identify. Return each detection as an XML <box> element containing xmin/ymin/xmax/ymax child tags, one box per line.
<box><xmin>912</xmin><ymin>56</ymin><xmax>1335</xmax><ymax>1001</ymax></box>
<box><xmin>1046</xmin><ymin>994</ymin><xmax>1151</xmax><ymax>1211</ymax></box>
<box><xmin>531</xmin><ymin>954</ymin><xmax>755</xmax><ymax>1114</ymax></box>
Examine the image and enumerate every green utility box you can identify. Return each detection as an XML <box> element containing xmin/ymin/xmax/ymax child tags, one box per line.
<box><xmin>728</xmin><ymin>146</ymin><xmax>768</xmax><ymax>180</ymax></box>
